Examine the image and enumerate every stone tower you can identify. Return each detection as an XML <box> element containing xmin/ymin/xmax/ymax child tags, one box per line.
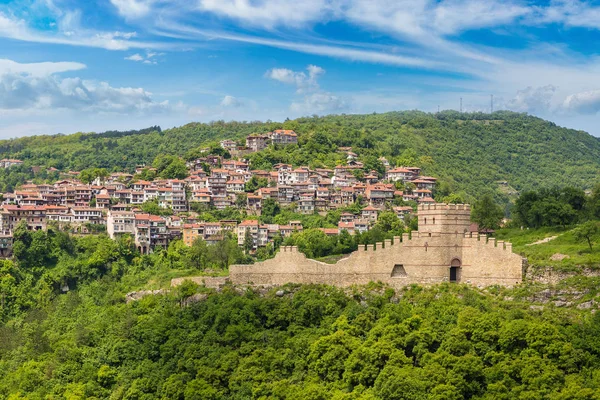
<box><xmin>417</xmin><ymin>203</ymin><xmax>471</xmax><ymax>236</ymax></box>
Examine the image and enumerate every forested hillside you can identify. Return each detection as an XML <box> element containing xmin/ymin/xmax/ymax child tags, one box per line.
<box><xmin>3</xmin><ymin>275</ymin><xmax>600</xmax><ymax>399</ymax></box>
<box><xmin>1</xmin><ymin>111</ymin><xmax>599</xmax><ymax>200</ymax></box>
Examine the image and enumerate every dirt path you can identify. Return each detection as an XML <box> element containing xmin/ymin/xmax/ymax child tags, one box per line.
<box><xmin>526</xmin><ymin>235</ymin><xmax>559</xmax><ymax>246</ymax></box>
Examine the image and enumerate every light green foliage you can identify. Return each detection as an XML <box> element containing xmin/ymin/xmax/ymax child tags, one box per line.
<box><xmin>573</xmin><ymin>221</ymin><xmax>600</xmax><ymax>251</ymax></box>
<box><xmin>153</xmin><ymin>154</ymin><xmax>188</xmax><ymax>179</ymax></box>
<box><xmin>78</xmin><ymin>167</ymin><xmax>109</xmax><ymax>184</ymax></box>
<box><xmin>471</xmin><ymin>194</ymin><xmax>504</xmax><ymax>230</ymax></box>
<box><xmin>139</xmin><ymin>198</ymin><xmax>173</xmax><ymax>216</ymax></box>
<box><xmin>134</xmin><ymin>167</ymin><xmax>157</xmax><ymax>181</ymax></box>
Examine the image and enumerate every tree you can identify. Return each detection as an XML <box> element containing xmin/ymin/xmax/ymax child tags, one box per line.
<box><xmin>243</xmin><ymin>229</ymin><xmax>254</xmax><ymax>254</ymax></box>
<box><xmin>589</xmin><ymin>184</ymin><xmax>600</xmax><ymax>220</ymax></box>
<box><xmin>471</xmin><ymin>194</ymin><xmax>504</xmax><ymax>231</ymax></box>
<box><xmin>292</xmin><ymin>229</ymin><xmax>335</xmax><ymax>258</ymax></box>
<box><xmin>140</xmin><ymin>198</ymin><xmax>173</xmax><ymax>216</ymax></box>
<box><xmin>396</xmin><ymin>148</ymin><xmax>418</xmax><ymax>167</ymax></box>
<box><xmin>235</xmin><ymin>193</ymin><xmax>248</xmax><ymax>209</ymax></box>
<box><xmin>375</xmin><ymin>211</ymin><xmax>404</xmax><ymax>234</ymax></box>
<box><xmin>262</xmin><ymin>198</ymin><xmax>281</xmax><ymax>222</ymax></box>
<box><xmin>79</xmin><ymin>168</ymin><xmax>109</xmax><ymax>184</ymax></box>
<box><xmin>245</xmin><ymin>176</ymin><xmax>269</xmax><ymax>192</ymax></box>
<box><xmin>135</xmin><ymin>168</ymin><xmax>157</xmax><ymax>181</ymax></box>
<box><xmin>187</xmin><ymin>237</ymin><xmax>208</xmax><ymax>269</ymax></box>
<box><xmin>363</xmin><ymin>156</ymin><xmax>385</xmax><ymax>176</ymax></box>
<box><xmin>573</xmin><ymin>221</ymin><xmax>599</xmax><ymax>251</ymax></box>
<box><xmin>153</xmin><ymin>155</ymin><xmax>188</xmax><ymax>179</ymax></box>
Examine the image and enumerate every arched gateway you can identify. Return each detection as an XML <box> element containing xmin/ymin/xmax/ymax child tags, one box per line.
<box><xmin>450</xmin><ymin>258</ymin><xmax>461</xmax><ymax>283</ymax></box>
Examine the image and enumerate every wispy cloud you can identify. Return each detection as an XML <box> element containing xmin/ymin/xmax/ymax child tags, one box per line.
<box><xmin>0</xmin><ymin>10</ymin><xmax>163</xmax><ymax>50</ymax></box>
<box><xmin>197</xmin><ymin>0</ymin><xmax>335</xmax><ymax>29</ymax></box>
<box><xmin>0</xmin><ymin>58</ymin><xmax>86</xmax><ymax>76</ymax></box>
<box><xmin>155</xmin><ymin>24</ymin><xmax>445</xmax><ymax>69</ymax></box>
<box><xmin>125</xmin><ymin>51</ymin><xmax>162</xmax><ymax>63</ymax></box>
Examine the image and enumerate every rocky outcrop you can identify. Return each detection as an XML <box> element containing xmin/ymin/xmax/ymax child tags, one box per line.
<box><xmin>125</xmin><ymin>289</ymin><xmax>167</xmax><ymax>303</ymax></box>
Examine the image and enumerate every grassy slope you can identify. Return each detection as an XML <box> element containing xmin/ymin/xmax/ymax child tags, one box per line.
<box><xmin>496</xmin><ymin>226</ymin><xmax>600</xmax><ymax>272</ymax></box>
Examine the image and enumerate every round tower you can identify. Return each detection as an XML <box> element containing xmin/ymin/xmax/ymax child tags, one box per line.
<box><xmin>417</xmin><ymin>203</ymin><xmax>471</xmax><ymax>236</ymax></box>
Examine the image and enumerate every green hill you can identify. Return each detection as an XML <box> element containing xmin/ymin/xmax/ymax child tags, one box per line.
<box><xmin>0</xmin><ymin>111</ymin><xmax>599</xmax><ymax>200</ymax></box>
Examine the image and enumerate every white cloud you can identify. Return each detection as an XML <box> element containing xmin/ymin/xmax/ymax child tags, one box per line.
<box><xmin>125</xmin><ymin>51</ymin><xmax>163</xmax><ymax>63</ymax></box>
<box><xmin>110</xmin><ymin>0</ymin><xmax>154</xmax><ymax>19</ymax></box>
<box><xmin>220</xmin><ymin>95</ymin><xmax>242</xmax><ymax>107</ymax></box>
<box><xmin>563</xmin><ymin>90</ymin><xmax>600</xmax><ymax>115</ymax></box>
<box><xmin>433</xmin><ymin>0</ymin><xmax>530</xmax><ymax>35</ymax></box>
<box><xmin>505</xmin><ymin>85</ymin><xmax>557</xmax><ymax>114</ymax></box>
<box><xmin>534</xmin><ymin>0</ymin><xmax>600</xmax><ymax>30</ymax></box>
<box><xmin>0</xmin><ymin>59</ymin><xmax>170</xmax><ymax>114</ymax></box>
<box><xmin>290</xmin><ymin>92</ymin><xmax>347</xmax><ymax>114</ymax></box>
<box><xmin>125</xmin><ymin>53</ymin><xmax>145</xmax><ymax>61</ymax></box>
<box><xmin>265</xmin><ymin>64</ymin><xmax>324</xmax><ymax>93</ymax></box>
<box><xmin>265</xmin><ymin>64</ymin><xmax>347</xmax><ymax>114</ymax></box>
<box><xmin>0</xmin><ymin>58</ymin><xmax>86</xmax><ymax>76</ymax></box>
<box><xmin>197</xmin><ymin>0</ymin><xmax>334</xmax><ymax>29</ymax></box>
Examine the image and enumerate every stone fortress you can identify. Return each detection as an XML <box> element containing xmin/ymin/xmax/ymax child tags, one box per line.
<box><xmin>230</xmin><ymin>203</ymin><xmax>524</xmax><ymax>288</ymax></box>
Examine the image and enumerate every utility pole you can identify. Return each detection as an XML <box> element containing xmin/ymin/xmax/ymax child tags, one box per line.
<box><xmin>491</xmin><ymin>94</ymin><xmax>494</xmax><ymax>113</ymax></box>
<box><xmin>460</xmin><ymin>97</ymin><xmax>462</xmax><ymax>113</ymax></box>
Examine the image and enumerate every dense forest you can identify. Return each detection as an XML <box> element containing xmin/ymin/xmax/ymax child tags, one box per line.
<box><xmin>0</xmin><ymin>111</ymin><xmax>599</xmax><ymax>201</ymax></box>
<box><xmin>3</xmin><ymin>261</ymin><xmax>600</xmax><ymax>399</ymax></box>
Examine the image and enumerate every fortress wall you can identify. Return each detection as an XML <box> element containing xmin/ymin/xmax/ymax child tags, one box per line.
<box><xmin>231</xmin><ymin>232</ymin><xmax>471</xmax><ymax>288</ymax></box>
<box><xmin>229</xmin><ymin>204</ymin><xmax>524</xmax><ymax>289</ymax></box>
<box><xmin>461</xmin><ymin>235</ymin><xmax>523</xmax><ymax>287</ymax></box>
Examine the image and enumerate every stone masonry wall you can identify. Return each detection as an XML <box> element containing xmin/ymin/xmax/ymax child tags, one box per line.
<box><xmin>230</xmin><ymin>203</ymin><xmax>524</xmax><ymax>288</ymax></box>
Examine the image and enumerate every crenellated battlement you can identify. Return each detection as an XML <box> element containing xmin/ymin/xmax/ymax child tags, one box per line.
<box><xmin>463</xmin><ymin>232</ymin><xmax>513</xmax><ymax>251</ymax></box>
<box><xmin>280</xmin><ymin>245</ymin><xmax>299</xmax><ymax>253</ymax></box>
<box><xmin>418</xmin><ymin>203</ymin><xmax>471</xmax><ymax>212</ymax></box>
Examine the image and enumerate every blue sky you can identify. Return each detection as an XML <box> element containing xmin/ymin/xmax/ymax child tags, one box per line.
<box><xmin>1</xmin><ymin>0</ymin><xmax>600</xmax><ymax>138</ymax></box>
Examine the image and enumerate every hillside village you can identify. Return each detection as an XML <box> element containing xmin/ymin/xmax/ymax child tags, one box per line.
<box><xmin>0</xmin><ymin>130</ymin><xmax>437</xmax><ymax>256</ymax></box>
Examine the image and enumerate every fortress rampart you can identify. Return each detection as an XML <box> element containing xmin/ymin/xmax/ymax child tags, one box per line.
<box><xmin>230</xmin><ymin>203</ymin><xmax>524</xmax><ymax>288</ymax></box>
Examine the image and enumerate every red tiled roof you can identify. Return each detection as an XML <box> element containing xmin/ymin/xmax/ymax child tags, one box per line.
<box><xmin>239</xmin><ymin>220</ymin><xmax>259</xmax><ymax>226</ymax></box>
